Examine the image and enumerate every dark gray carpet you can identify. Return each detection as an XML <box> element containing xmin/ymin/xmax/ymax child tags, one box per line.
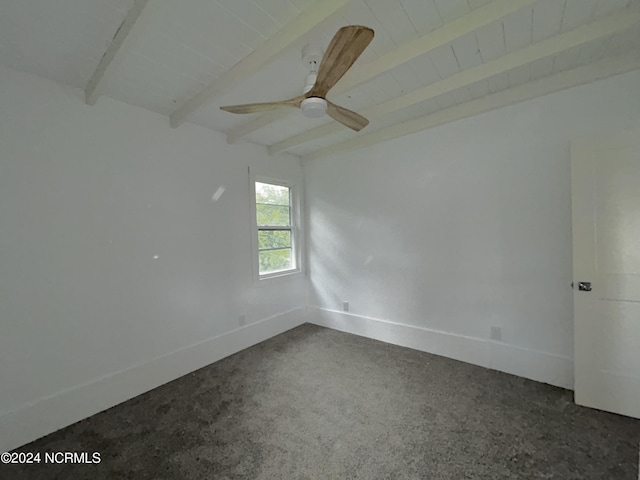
<box><xmin>3</xmin><ymin>324</ymin><xmax>639</xmax><ymax>479</ymax></box>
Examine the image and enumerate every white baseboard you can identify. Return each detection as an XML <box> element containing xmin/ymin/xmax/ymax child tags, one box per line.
<box><xmin>308</xmin><ymin>307</ymin><xmax>574</xmax><ymax>391</ymax></box>
<box><xmin>0</xmin><ymin>307</ymin><xmax>306</xmax><ymax>452</ymax></box>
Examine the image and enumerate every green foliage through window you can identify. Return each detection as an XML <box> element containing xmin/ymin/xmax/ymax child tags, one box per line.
<box><xmin>259</xmin><ymin>230</ymin><xmax>291</xmax><ymax>249</ymax></box>
<box><xmin>256</xmin><ymin>204</ymin><xmax>290</xmax><ymax>226</ymax></box>
<box><xmin>259</xmin><ymin>249</ymin><xmax>292</xmax><ymax>273</ymax></box>
<box><xmin>255</xmin><ymin>182</ymin><xmax>295</xmax><ymax>275</ymax></box>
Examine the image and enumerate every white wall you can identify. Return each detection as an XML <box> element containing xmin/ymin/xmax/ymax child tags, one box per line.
<box><xmin>3</xmin><ymin>63</ymin><xmax>639</xmax><ymax>451</ymax></box>
<box><xmin>305</xmin><ymin>70</ymin><xmax>640</xmax><ymax>389</ymax></box>
<box><xmin>0</xmin><ymin>66</ymin><xmax>307</xmax><ymax>450</ymax></box>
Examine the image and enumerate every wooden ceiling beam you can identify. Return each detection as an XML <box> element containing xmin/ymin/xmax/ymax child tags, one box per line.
<box><xmin>169</xmin><ymin>0</ymin><xmax>352</xmax><ymax>128</ymax></box>
<box><xmin>227</xmin><ymin>0</ymin><xmax>538</xmax><ymax>143</ymax></box>
<box><xmin>302</xmin><ymin>49</ymin><xmax>640</xmax><ymax>161</ymax></box>
<box><xmin>85</xmin><ymin>0</ymin><xmax>150</xmax><ymax>106</ymax></box>
<box><xmin>271</xmin><ymin>7</ymin><xmax>640</xmax><ymax>155</ymax></box>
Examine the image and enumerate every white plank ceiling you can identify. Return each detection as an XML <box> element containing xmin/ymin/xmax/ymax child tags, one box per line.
<box><xmin>1</xmin><ymin>0</ymin><xmax>639</xmax><ymax>159</ymax></box>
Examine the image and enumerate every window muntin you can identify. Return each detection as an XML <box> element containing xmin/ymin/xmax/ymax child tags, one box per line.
<box><xmin>255</xmin><ymin>181</ymin><xmax>296</xmax><ymax>276</ymax></box>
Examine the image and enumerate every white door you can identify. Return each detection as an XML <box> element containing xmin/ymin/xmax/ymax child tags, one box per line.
<box><xmin>571</xmin><ymin>128</ymin><xmax>640</xmax><ymax>419</ymax></box>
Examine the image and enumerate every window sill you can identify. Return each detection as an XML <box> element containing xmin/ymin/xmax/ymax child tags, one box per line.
<box><xmin>256</xmin><ymin>269</ymin><xmax>304</xmax><ymax>286</ymax></box>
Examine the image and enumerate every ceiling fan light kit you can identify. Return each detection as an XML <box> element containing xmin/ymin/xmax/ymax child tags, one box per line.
<box><xmin>300</xmin><ymin>97</ymin><xmax>327</xmax><ymax>118</ymax></box>
<box><xmin>220</xmin><ymin>25</ymin><xmax>374</xmax><ymax>132</ymax></box>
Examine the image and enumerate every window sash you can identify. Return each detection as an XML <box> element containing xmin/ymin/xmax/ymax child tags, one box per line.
<box><xmin>256</xmin><ymin>202</ymin><xmax>291</xmax><ymax>207</ymax></box>
<box><xmin>258</xmin><ymin>226</ymin><xmax>293</xmax><ymax>231</ymax></box>
<box><xmin>258</xmin><ymin>246</ymin><xmax>292</xmax><ymax>253</ymax></box>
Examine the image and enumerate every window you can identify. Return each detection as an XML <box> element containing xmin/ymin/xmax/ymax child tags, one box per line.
<box><xmin>254</xmin><ymin>180</ymin><xmax>299</xmax><ymax>278</ymax></box>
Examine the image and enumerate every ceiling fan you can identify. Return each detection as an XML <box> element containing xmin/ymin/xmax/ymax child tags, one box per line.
<box><xmin>220</xmin><ymin>25</ymin><xmax>374</xmax><ymax>132</ymax></box>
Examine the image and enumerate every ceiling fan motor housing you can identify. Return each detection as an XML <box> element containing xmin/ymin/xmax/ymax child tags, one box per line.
<box><xmin>303</xmin><ymin>73</ymin><xmax>317</xmax><ymax>93</ymax></box>
<box><xmin>301</xmin><ymin>97</ymin><xmax>327</xmax><ymax>118</ymax></box>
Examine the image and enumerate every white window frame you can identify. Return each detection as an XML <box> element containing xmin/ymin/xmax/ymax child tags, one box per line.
<box><xmin>249</xmin><ymin>173</ymin><xmax>303</xmax><ymax>281</ymax></box>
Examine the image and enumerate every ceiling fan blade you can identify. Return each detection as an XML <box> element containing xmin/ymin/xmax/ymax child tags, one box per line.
<box><xmin>326</xmin><ymin>101</ymin><xmax>369</xmax><ymax>132</ymax></box>
<box><xmin>220</xmin><ymin>95</ymin><xmax>304</xmax><ymax>114</ymax></box>
<box><xmin>309</xmin><ymin>25</ymin><xmax>374</xmax><ymax>98</ymax></box>
<box><xmin>220</xmin><ymin>102</ymin><xmax>288</xmax><ymax>114</ymax></box>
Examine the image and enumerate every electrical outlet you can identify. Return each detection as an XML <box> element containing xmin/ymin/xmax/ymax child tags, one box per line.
<box><xmin>239</xmin><ymin>314</ymin><xmax>246</xmax><ymax>326</ymax></box>
<box><xmin>342</xmin><ymin>301</ymin><xmax>349</xmax><ymax>312</ymax></box>
<box><xmin>490</xmin><ymin>326</ymin><xmax>502</xmax><ymax>341</ymax></box>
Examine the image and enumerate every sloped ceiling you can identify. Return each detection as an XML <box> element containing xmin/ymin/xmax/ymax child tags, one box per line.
<box><xmin>1</xmin><ymin>0</ymin><xmax>639</xmax><ymax>159</ymax></box>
